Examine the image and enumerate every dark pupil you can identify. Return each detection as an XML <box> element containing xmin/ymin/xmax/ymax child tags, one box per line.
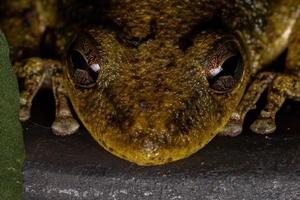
<box><xmin>208</xmin><ymin>55</ymin><xmax>242</xmax><ymax>92</ymax></box>
<box><xmin>69</xmin><ymin>50</ymin><xmax>98</xmax><ymax>86</ymax></box>
<box><xmin>71</xmin><ymin>50</ymin><xmax>87</xmax><ymax>69</ymax></box>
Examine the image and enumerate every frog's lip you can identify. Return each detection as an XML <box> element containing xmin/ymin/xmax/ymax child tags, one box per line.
<box><xmin>86</xmin><ymin>127</ymin><xmax>218</xmax><ymax>166</ymax></box>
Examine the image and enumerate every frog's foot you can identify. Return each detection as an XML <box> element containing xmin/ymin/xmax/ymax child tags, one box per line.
<box><xmin>250</xmin><ymin>117</ymin><xmax>276</xmax><ymax>134</ymax></box>
<box><xmin>19</xmin><ymin>99</ymin><xmax>32</xmax><ymax>121</ymax></box>
<box><xmin>250</xmin><ymin>74</ymin><xmax>300</xmax><ymax>134</ymax></box>
<box><xmin>221</xmin><ymin>72</ymin><xmax>300</xmax><ymax>136</ymax></box>
<box><xmin>220</xmin><ymin>72</ymin><xmax>275</xmax><ymax>136</ymax></box>
<box><xmin>223</xmin><ymin>21</ymin><xmax>300</xmax><ymax>136</ymax></box>
<box><xmin>219</xmin><ymin>116</ymin><xmax>243</xmax><ymax>137</ymax></box>
<box><xmin>13</xmin><ymin>58</ymin><xmax>46</xmax><ymax>121</ymax></box>
<box><xmin>15</xmin><ymin>57</ymin><xmax>80</xmax><ymax>136</ymax></box>
<box><xmin>52</xmin><ymin>116</ymin><xmax>80</xmax><ymax>136</ymax></box>
<box><xmin>51</xmin><ymin>71</ymin><xmax>80</xmax><ymax>136</ymax></box>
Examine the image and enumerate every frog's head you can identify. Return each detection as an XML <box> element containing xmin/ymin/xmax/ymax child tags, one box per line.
<box><xmin>64</xmin><ymin>27</ymin><xmax>249</xmax><ymax>165</ymax></box>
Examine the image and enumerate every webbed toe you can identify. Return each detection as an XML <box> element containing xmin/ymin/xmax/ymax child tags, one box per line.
<box><xmin>220</xmin><ymin>120</ymin><xmax>243</xmax><ymax>137</ymax></box>
<box><xmin>19</xmin><ymin>106</ymin><xmax>31</xmax><ymax>121</ymax></box>
<box><xmin>250</xmin><ymin>117</ymin><xmax>276</xmax><ymax>134</ymax></box>
<box><xmin>51</xmin><ymin>116</ymin><xmax>80</xmax><ymax>136</ymax></box>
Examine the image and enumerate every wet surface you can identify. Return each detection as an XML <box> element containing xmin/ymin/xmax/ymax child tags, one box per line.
<box><xmin>22</xmin><ymin>91</ymin><xmax>300</xmax><ymax>200</ymax></box>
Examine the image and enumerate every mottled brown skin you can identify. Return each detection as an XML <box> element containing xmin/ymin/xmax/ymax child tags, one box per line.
<box><xmin>1</xmin><ymin>0</ymin><xmax>300</xmax><ymax>165</ymax></box>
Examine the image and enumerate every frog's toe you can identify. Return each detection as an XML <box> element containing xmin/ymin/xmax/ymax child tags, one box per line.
<box><xmin>250</xmin><ymin>117</ymin><xmax>276</xmax><ymax>134</ymax></box>
<box><xmin>19</xmin><ymin>106</ymin><xmax>31</xmax><ymax>121</ymax></box>
<box><xmin>220</xmin><ymin>120</ymin><xmax>243</xmax><ymax>137</ymax></box>
<box><xmin>51</xmin><ymin>116</ymin><xmax>80</xmax><ymax>136</ymax></box>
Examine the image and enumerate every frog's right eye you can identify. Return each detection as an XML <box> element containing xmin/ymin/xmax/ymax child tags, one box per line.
<box><xmin>67</xmin><ymin>35</ymin><xmax>101</xmax><ymax>88</ymax></box>
<box><xmin>205</xmin><ymin>39</ymin><xmax>244</xmax><ymax>94</ymax></box>
<box><xmin>68</xmin><ymin>49</ymin><xmax>99</xmax><ymax>88</ymax></box>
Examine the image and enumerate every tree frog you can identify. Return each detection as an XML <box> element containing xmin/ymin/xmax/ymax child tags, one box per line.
<box><xmin>1</xmin><ymin>0</ymin><xmax>299</xmax><ymax>165</ymax></box>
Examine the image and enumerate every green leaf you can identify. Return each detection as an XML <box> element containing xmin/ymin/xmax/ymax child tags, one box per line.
<box><xmin>0</xmin><ymin>30</ymin><xmax>25</xmax><ymax>199</ymax></box>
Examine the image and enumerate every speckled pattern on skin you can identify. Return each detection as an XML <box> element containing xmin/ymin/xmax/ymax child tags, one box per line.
<box><xmin>1</xmin><ymin>0</ymin><xmax>300</xmax><ymax>165</ymax></box>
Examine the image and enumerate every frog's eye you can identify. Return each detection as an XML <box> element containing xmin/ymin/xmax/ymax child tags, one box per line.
<box><xmin>68</xmin><ymin>49</ymin><xmax>100</xmax><ymax>87</ymax></box>
<box><xmin>67</xmin><ymin>35</ymin><xmax>101</xmax><ymax>88</ymax></box>
<box><xmin>206</xmin><ymin>44</ymin><xmax>244</xmax><ymax>93</ymax></box>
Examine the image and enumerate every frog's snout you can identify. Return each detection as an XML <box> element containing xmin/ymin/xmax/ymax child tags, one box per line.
<box><xmin>102</xmin><ymin>112</ymin><xmax>194</xmax><ymax>165</ymax></box>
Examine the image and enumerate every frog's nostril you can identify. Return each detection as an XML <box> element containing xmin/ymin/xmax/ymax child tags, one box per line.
<box><xmin>139</xmin><ymin>100</ymin><xmax>149</xmax><ymax>110</ymax></box>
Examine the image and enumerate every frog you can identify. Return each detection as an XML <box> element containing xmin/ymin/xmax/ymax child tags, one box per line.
<box><xmin>1</xmin><ymin>0</ymin><xmax>299</xmax><ymax>165</ymax></box>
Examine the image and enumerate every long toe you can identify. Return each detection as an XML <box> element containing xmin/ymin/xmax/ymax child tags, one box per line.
<box><xmin>220</xmin><ymin>120</ymin><xmax>243</xmax><ymax>137</ymax></box>
<box><xmin>51</xmin><ymin>116</ymin><xmax>80</xmax><ymax>136</ymax></box>
<box><xmin>19</xmin><ymin>106</ymin><xmax>30</xmax><ymax>121</ymax></box>
<box><xmin>250</xmin><ymin>117</ymin><xmax>276</xmax><ymax>134</ymax></box>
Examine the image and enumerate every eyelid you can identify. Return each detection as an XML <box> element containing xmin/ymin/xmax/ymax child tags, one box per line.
<box><xmin>70</xmin><ymin>32</ymin><xmax>101</xmax><ymax>65</ymax></box>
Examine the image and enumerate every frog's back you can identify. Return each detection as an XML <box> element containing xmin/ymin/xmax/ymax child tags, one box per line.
<box><xmin>1</xmin><ymin>0</ymin><xmax>298</xmax><ymax>64</ymax></box>
<box><xmin>108</xmin><ymin>0</ymin><xmax>299</xmax><ymax>72</ymax></box>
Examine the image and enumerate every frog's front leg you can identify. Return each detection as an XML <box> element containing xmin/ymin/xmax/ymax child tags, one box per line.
<box><xmin>220</xmin><ymin>72</ymin><xmax>276</xmax><ymax>136</ymax></box>
<box><xmin>222</xmin><ymin>72</ymin><xmax>300</xmax><ymax>136</ymax></box>
<box><xmin>251</xmin><ymin>20</ymin><xmax>300</xmax><ymax>134</ymax></box>
<box><xmin>222</xmin><ymin>21</ymin><xmax>300</xmax><ymax>136</ymax></box>
<box><xmin>51</xmin><ymin>65</ymin><xmax>80</xmax><ymax>136</ymax></box>
<box><xmin>250</xmin><ymin>74</ymin><xmax>300</xmax><ymax>134</ymax></box>
<box><xmin>15</xmin><ymin>57</ymin><xmax>79</xmax><ymax>136</ymax></box>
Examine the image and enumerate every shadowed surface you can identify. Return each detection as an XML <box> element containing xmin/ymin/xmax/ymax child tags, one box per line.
<box><xmin>22</xmin><ymin>91</ymin><xmax>300</xmax><ymax>200</ymax></box>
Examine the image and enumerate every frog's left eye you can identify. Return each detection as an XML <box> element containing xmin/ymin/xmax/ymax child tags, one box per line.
<box><xmin>67</xmin><ymin>35</ymin><xmax>101</xmax><ymax>88</ymax></box>
<box><xmin>206</xmin><ymin>41</ymin><xmax>244</xmax><ymax>93</ymax></box>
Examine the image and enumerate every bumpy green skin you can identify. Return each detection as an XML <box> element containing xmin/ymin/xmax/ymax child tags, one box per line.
<box><xmin>1</xmin><ymin>0</ymin><xmax>299</xmax><ymax>165</ymax></box>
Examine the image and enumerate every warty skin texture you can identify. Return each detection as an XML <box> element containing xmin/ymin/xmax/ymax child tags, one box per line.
<box><xmin>1</xmin><ymin>0</ymin><xmax>299</xmax><ymax>165</ymax></box>
<box><xmin>65</xmin><ymin>29</ymin><xmax>248</xmax><ymax>164</ymax></box>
